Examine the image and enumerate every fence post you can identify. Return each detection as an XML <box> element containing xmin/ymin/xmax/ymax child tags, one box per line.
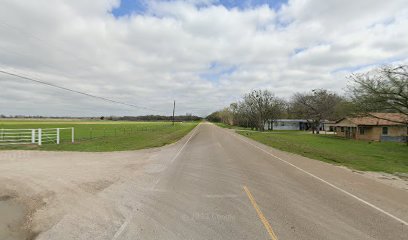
<box><xmin>72</xmin><ymin>127</ymin><xmax>75</xmax><ymax>143</ymax></box>
<box><xmin>38</xmin><ymin>128</ymin><xmax>42</xmax><ymax>146</ymax></box>
<box><xmin>31</xmin><ymin>129</ymin><xmax>35</xmax><ymax>143</ymax></box>
<box><xmin>56</xmin><ymin>128</ymin><xmax>60</xmax><ymax>144</ymax></box>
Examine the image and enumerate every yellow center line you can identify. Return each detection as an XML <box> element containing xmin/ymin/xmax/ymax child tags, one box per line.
<box><xmin>243</xmin><ymin>186</ymin><xmax>278</xmax><ymax>240</ymax></box>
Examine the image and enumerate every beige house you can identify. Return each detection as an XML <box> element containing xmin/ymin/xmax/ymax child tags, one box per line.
<box><xmin>335</xmin><ymin>113</ymin><xmax>407</xmax><ymax>142</ymax></box>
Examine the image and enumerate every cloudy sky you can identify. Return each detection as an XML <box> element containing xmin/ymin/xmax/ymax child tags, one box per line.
<box><xmin>1</xmin><ymin>0</ymin><xmax>407</xmax><ymax>117</ymax></box>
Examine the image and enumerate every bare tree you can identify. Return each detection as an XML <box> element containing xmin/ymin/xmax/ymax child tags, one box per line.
<box><xmin>349</xmin><ymin>65</ymin><xmax>408</xmax><ymax>124</ymax></box>
<box><xmin>291</xmin><ymin>89</ymin><xmax>343</xmax><ymax>134</ymax></box>
<box><xmin>242</xmin><ymin>90</ymin><xmax>286</xmax><ymax>131</ymax></box>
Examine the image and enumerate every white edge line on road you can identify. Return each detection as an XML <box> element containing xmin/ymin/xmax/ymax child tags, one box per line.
<box><xmin>112</xmin><ymin>219</ymin><xmax>130</xmax><ymax>240</ymax></box>
<box><xmin>171</xmin><ymin>124</ymin><xmax>200</xmax><ymax>163</ymax></box>
<box><xmin>111</xmin><ymin>124</ymin><xmax>200</xmax><ymax>240</ymax></box>
<box><xmin>222</xmin><ymin>127</ymin><xmax>408</xmax><ymax>226</ymax></box>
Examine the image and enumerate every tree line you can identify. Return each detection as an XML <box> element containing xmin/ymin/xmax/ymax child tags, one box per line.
<box><xmin>207</xmin><ymin>65</ymin><xmax>408</xmax><ymax>133</ymax></box>
<box><xmin>0</xmin><ymin>114</ymin><xmax>202</xmax><ymax>122</ymax></box>
<box><xmin>113</xmin><ymin>114</ymin><xmax>201</xmax><ymax>122</ymax></box>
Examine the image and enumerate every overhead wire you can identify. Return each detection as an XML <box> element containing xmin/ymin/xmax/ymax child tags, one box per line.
<box><xmin>0</xmin><ymin>69</ymin><xmax>162</xmax><ymax>112</ymax></box>
<box><xmin>0</xmin><ymin>21</ymin><xmax>214</xmax><ymax>116</ymax></box>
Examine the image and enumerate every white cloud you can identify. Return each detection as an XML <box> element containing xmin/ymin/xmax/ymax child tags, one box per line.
<box><xmin>0</xmin><ymin>0</ymin><xmax>407</xmax><ymax>117</ymax></box>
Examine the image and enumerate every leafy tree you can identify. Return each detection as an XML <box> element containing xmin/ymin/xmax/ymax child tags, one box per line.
<box><xmin>206</xmin><ymin>111</ymin><xmax>221</xmax><ymax>122</ymax></box>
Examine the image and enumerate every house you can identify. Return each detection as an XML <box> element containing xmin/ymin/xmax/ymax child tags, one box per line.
<box><xmin>264</xmin><ymin>119</ymin><xmax>311</xmax><ymax>130</ymax></box>
<box><xmin>334</xmin><ymin>113</ymin><xmax>408</xmax><ymax>142</ymax></box>
<box><xmin>322</xmin><ymin>120</ymin><xmax>336</xmax><ymax>132</ymax></box>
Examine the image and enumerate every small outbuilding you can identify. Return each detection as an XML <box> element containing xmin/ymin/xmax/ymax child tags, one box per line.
<box><xmin>334</xmin><ymin>113</ymin><xmax>407</xmax><ymax>142</ymax></box>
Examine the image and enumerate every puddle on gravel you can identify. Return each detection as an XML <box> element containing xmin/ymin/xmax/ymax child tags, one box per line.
<box><xmin>0</xmin><ymin>196</ymin><xmax>30</xmax><ymax>240</ymax></box>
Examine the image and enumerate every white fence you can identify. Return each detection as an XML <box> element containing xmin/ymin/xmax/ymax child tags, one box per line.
<box><xmin>0</xmin><ymin>128</ymin><xmax>74</xmax><ymax>145</ymax></box>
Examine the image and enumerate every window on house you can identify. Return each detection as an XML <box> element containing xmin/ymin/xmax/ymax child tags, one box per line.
<box><xmin>340</xmin><ymin>127</ymin><xmax>344</xmax><ymax>132</ymax></box>
<box><xmin>359</xmin><ymin>127</ymin><xmax>365</xmax><ymax>135</ymax></box>
<box><xmin>382</xmin><ymin>127</ymin><xmax>388</xmax><ymax>135</ymax></box>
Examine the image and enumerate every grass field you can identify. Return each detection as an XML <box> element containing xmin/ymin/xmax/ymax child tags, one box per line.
<box><xmin>216</xmin><ymin>123</ymin><xmax>408</xmax><ymax>174</ymax></box>
<box><xmin>0</xmin><ymin>120</ymin><xmax>198</xmax><ymax>152</ymax></box>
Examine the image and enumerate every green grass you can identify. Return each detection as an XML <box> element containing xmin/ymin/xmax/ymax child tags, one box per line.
<box><xmin>216</xmin><ymin>123</ymin><xmax>408</xmax><ymax>173</ymax></box>
<box><xmin>214</xmin><ymin>122</ymin><xmax>250</xmax><ymax>130</ymax></box>
<box><xmin>0</xmin><ymin>120</ymin><xmax>198</xmax><ymax>152</ymax></box>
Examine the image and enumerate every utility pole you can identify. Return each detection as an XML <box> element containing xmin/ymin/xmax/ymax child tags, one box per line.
<box><xmin>172</xmin><ymin>100</ymin><xmax>176</xmax><ymax>126</ymax></box>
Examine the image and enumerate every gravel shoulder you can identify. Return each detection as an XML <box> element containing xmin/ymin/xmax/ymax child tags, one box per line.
<box><xmin>0</xmin><ymin>139</ymin><xmax>185</xmax><ymax>239</ymax></box>
<box><xmin>353</xmin><ymin>170</ymin><xmax>408</xmax><ymax>191</ymax></box>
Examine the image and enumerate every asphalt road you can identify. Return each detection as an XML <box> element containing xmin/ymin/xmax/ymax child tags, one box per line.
<box><xmin>114</xmin><ymin>123</ymin><xmax>408</xmax><ymax>240</ymax></box>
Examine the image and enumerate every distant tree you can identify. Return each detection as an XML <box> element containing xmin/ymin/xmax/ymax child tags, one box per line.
<box><xmin>349</xmin><ymin>65</ymin><xmax>408</xmax><ymax>123</ymax></box>
<box><xmin>242</xmin><ymin>90</ymin><xmax>286</xmax><ymax>131</ymax></box>
<box><xmin>206</xmin><ymin>111</ymin><xmax>221</xmax><ymax>122</ymax></box>
<box><xmin>119</xmin><ymin>115</ymin><xmax>201</xmax><ymax>122</ymax></box>
<box><xmin>229</xmin><ymin>102</ymin><xmax>239</xmax><ymax>125</ymax></box>
<box><xmin>235</xmin><ymin>101</ymin><xmax>255</xmax><ymax>129</ymax></box>
<box><xmin>291</xmin><ymin>89</ymin><xmax>343</xmax><ymax>134</ymax></box>
<box><xmin>219</xmin><ymin>107</ymin><xmax>234</xmax><ymax>125</ymax></box>
<box><xmin>184</xmin><ymin>113</ymin><xmax>193</xmax><ymax>121</ymax></box>
<box><xmin>207</xmin><ymin>90</ymin><xmax>285</xmax><ymax>130</ymax></box>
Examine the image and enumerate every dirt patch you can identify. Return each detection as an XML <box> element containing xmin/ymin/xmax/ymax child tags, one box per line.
<box><xmin>79</xmin><ymin>180</ymin><xmax>115</xmax><ymax>194</ymax></box>
<box><xmin>361</xmin><ymin>171</ymin><xmax>408</xmax><ymax>191</ymax></box>
<box><xmin>0</xmin><ymin>145</ymin><xmax>179</xmax><ymax>239</ymax></box>
<box><xmin>347</xmin><ymin>167</ymin><xmax>408</xmax><ymax>191</ymax></box>
<box><xmin>0</xmin><ymin>196</ymin><xmax>29</xmax><ymax>240</ymax></box>
<box><xmin>0</xmin><ymin>187</ymin><xmax>49</xmax><ymax>240</ymax></box>
<box><xmin>0</xmin><ymin>195</ymin><xmax>13</xmax><ymax>201</ymax></box>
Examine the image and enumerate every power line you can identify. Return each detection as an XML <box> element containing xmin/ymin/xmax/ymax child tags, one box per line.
<box><xmin>0</xmin><ymin>22</ymin><xmax>164</xmax><ymax>114</ymax></box>
<box><xmin>0</xmin><ymin>22</ymin><xmax>212</xmax><ymax>116</ymax></box>
<box><xmin>0</xmin><ymin>69</ymin><xmax>161</xmax><ymax>112</ymax></box>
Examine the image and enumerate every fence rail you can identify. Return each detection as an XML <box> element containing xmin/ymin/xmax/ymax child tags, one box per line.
<box><xmin>0</xmin><ymin>128</ymin><xmax>74</xmax><ymax>145</ymax></box>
